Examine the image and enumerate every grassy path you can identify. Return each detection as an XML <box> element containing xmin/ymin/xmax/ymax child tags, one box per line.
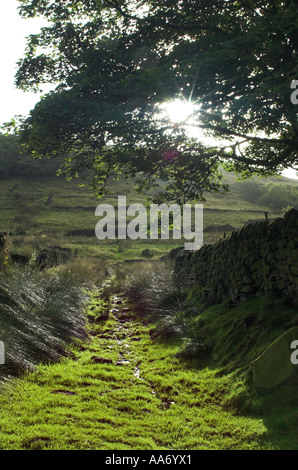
<box><xmin>0</xmin><ymin>291</ymin><xmax>272</xmax><ymax>450</ymax></box>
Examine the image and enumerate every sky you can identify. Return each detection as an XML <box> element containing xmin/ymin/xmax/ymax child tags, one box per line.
<box><xmin>0</xmin><ymin>1</ymin><xmax>297</xmax><ymax>179</ymax></box>
<box><xmin>0</xmin><ymin>0</ymin><xmax>48</xmax><ymax>127</ymax></box>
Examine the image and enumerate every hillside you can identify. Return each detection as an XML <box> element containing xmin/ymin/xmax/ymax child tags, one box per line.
<box><xmin>0</xmin><ymin>163</ymin><xmax>297</xmax><ymax>262</ymax></box>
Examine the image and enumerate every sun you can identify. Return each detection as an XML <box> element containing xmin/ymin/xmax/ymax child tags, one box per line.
<box><xmin>157</xmin><ymin>98</ymin><xmax>212</xmax><ymax>143</ymax></box>
<box><xmin>161</xmin><ymin>99</ymin><xmax>196</xmax><ymax>124</ymax></box>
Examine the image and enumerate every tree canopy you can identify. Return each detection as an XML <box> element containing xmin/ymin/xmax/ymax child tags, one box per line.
<box><xmin>13</xmin><ymin>0</ymin><xmax>298</xmax><ymax>202</ymax></box>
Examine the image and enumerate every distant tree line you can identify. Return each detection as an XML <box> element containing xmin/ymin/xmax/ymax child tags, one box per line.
<box><xmin>0</xmin><ymin>134</ymin><xmax>60</xmax><ymax>179</ymax></box>
<box><xmin>237</xmin><ymin>178</ymin><xmax>298</xmax><ymax>211</ymax></box>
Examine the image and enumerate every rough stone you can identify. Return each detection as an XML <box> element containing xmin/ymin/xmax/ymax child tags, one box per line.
<box><xmin>169</xmin><ymin>209</ymin><xmax>298</xmax><ymax>306</ymax></box>
<box><xmin>36</xmin><ymin>246</ymin><xmax>72</xmax><ymax>269</ymax></box>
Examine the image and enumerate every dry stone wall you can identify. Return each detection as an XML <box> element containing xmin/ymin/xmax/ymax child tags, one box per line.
<box><xmin>169</xmin><ymin>208</ymin><xmax>298</xmax><ymax>306</ymax></box>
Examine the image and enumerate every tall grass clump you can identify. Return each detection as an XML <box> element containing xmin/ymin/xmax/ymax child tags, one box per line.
<box><xmin>0</xmin><ymin>233</ymin><xmax>11</xmax><ymax>270</ymax></box>
<box><xmin>110</xmin><ymin>261</ymin><xmax>194</xmax><ymax>344</ymax></box>
<box><xmin>0</xmin><ymin>258</ymin><xmax>106</xmax><ymax>381</ymax></box>
<box><xmin>52</xmin><ymin>257</ymin><xmax>108</xmax><ymax>288</ymax></box>
<box><xmin>113</xmin><ymin>260</ymin><xmax>179</xmax><ymax>313</ymax></box>
<box><xmin>111</xmin><ymin>260</ymin><xmax>209</xmax><ymax>359</ymax></box>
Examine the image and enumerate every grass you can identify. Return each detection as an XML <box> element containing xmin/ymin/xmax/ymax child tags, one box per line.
<box><xmin>185</xmin><ymin>294</ymin><xmax>298</xmax><ymax>369</ymax></box>
<box><xmin>0</xmin><ymin>290</ymin><xmax>272</xmax><ymax>450</ymax></box>
<box><xmin>114</xmin><ymin>260</ymin><xmax>298</xmax><ymax>370</ymax></box>
<box><xmin>0</xmin><ymin>271</ymin><xmax>297</xmax><ymax>450</ymax></box>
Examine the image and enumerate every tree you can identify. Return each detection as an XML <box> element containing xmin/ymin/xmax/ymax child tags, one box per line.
<box><xmin>259</xmin><ymin>182</ymin><xmax>298</xmax><ymax>210</ymax></box>
<box><xmin>12</xmin><ymin>0</ymin><xmax>298</xmax><ymax>202</ymax></box>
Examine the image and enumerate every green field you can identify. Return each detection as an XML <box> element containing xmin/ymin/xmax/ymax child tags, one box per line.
<box><xmin>1</xmin><ymin>171</ymin><xmax>295</xmax><ymax>261</ymax></box>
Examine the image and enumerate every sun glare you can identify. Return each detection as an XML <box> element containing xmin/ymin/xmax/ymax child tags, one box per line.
<box><xmin>162</xmin><ymin>99</ymin><xmax>196</xmax><ymax>123</ymax></box>
<box><xmin>157</xmin><ymin>98</ymin><xmax>209</xmax><ymax>142</ymax></box>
